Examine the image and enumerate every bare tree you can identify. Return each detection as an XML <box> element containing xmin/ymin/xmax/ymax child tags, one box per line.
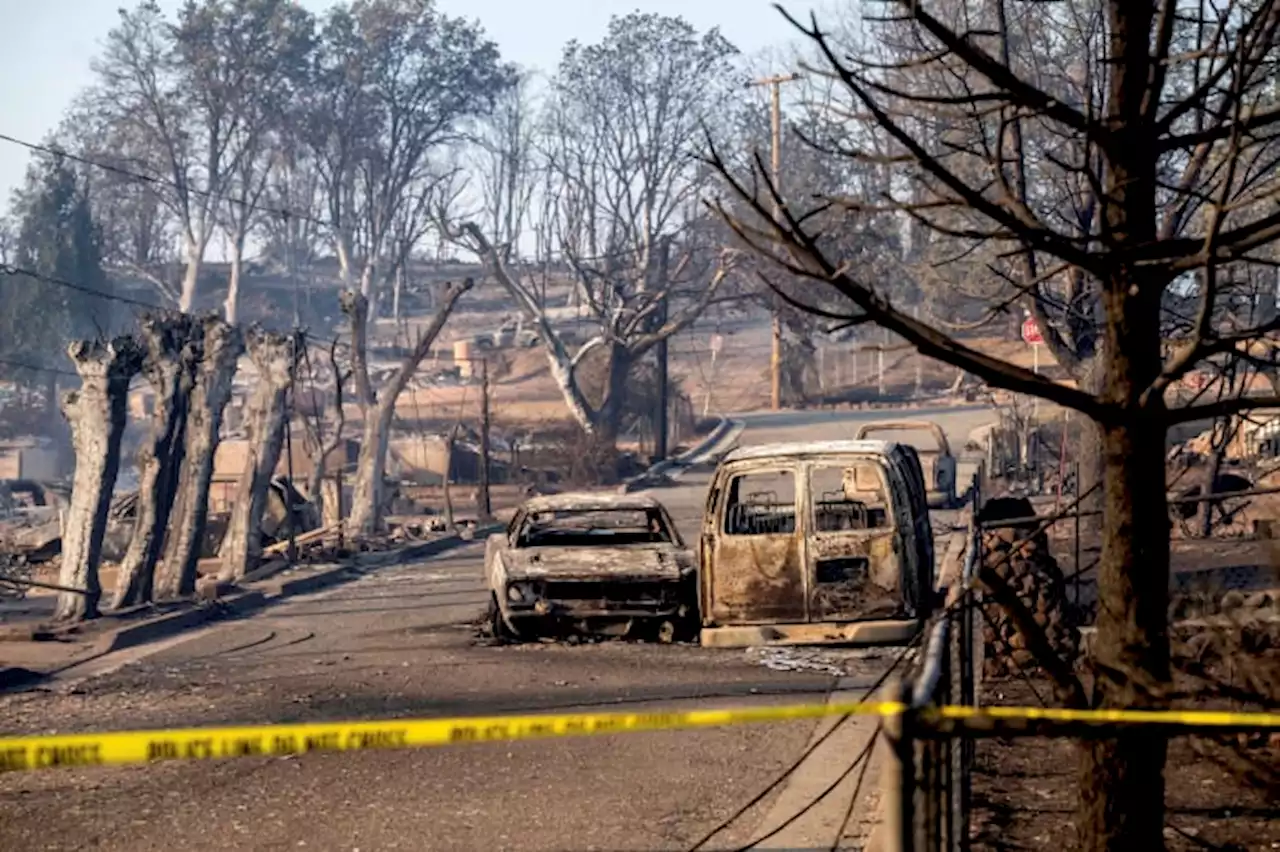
<box><xmin>471</xmin><ymin>70</ymin><xmax>541</xmax><ymax>262</ymax></box>
<box><xmin>341</xmin><ymin>278</ymin><xmax>473</xmax><ymax>535</ymax></box>
<box><xmin>450</xmin><ymin>13</ymin><xmax>743</xmax><ymax>452</ymax></box>
<box><xmin>306</xmin><ymin>0</ymin><xmax>514</xmax><ymax>301</ymax></box>
<box><xmin>54</xmin><ymin>338</ymin><xmax>143</xmax><ymax>620</ymax></box>
<box><xmin>213</xmin><ymin>1</ymin><xmax>315</xmax><ymax>324</ymax></box>
<box><xmin>707</xmin><ymin>1</ymin><xmax>1280</xmax><ymax>846</ymax></box>
<box><xmin>90</xmin><ymin>1</ymin><xmax>277</xmax><ymax>311</ymax></box>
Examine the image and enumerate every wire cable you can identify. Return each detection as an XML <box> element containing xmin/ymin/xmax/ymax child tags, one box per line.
<box><xmin>728</xmin><ymin>722</ymin><xmax>881</xmax><ymax>852</ymax></box>
<box><xmin>685</xmin><ymin>629</ymin><xmax>923</xmax><ymax>852</ymax></box>
<box><xmin>830</xmin><ymin>723</ymin><xmax>879</xmax><ymax>852</ymax></box>
<box><xmin>0</xmin><ymin>131</ymin><xmax>332</xmax><ymax>229</ymax></box>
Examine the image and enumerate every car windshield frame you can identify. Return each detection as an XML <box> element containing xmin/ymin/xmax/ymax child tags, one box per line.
<box><xmin>514</xmin><ymin>506</ymin><xmax>675</xmax><ymax>548</ymax></box>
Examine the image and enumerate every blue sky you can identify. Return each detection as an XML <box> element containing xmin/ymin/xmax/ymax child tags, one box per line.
<box><xmin>0</xmin><ymin>0</ymin><xmax>826</xmax><ymax>211</ymax></box>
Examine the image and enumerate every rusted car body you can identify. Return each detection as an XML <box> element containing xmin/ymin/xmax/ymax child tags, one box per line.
<box><xmin>852</xmin><ymin>420</ymin><xmax>957</xmax><ymax>508</ymax></box>
<box><xmin>484</xmin><ymin>493</ymin><xmax>697</xmax><ymax>641</ymax></box>
<box><xmin>698</xmin><ymin>440</ymin><xmax>936</xmax><ymax>648</ymax></box>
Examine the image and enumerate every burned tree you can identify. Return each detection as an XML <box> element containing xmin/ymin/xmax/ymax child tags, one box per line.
<box><xmin>447</xmin><ymin>13</ymin><xmax>741</xmax><ymax>457</ymax></box>
<box><xmin>113</xmin><ymin>315</ymin><xmax>200</xmax><ymax>608</ymax></box>
<box><xmin>343</xmin><ymin>279</ymin><xmax>473</xmax><ymax>535</ymax></box>
<box><xmin>300</xmin><ymin>338</ymin><xmax>350</xmax><ymax>527</ymax></box>
<box><xmin>54</xmin><ymin>337</ymin><xmax>143</xmax><ymax>621</ymax></box>
<box><xmin>707</xmin><ymin>0</ymin><xmax>1280</xmax><ymax>847</ymax></box>
<box><xmin>218</xmin><ymin>328</ymin><xmax>301</xmax><ymax>581</ymax></box>
<box><xmin>155</xmin><ymin>317</ymin><xmax>242</xmax><ymax>600</ymax></box>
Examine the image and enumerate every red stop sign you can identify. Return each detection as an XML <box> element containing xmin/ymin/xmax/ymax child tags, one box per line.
<box><xmin>1021</xmin><ymin>316</ymin><xmax>1044</xmax><ymax>345</ymax></box>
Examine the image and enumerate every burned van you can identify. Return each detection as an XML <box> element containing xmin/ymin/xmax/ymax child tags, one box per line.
<box><xmin>698</xmin><ymin>440</ymin><xmax>936</xmax><ymax>648</ymax></box>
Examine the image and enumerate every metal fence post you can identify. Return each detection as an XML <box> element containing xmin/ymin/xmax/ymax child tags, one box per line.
<box><xmin>871</xmin><ymin>677</ymin><xmax>913</xmax><ymax>852</ymax></box>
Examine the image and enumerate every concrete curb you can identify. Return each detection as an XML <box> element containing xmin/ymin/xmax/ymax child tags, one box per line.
<box><xmin>618</xmin><ymin>417</ymin><xmax>745</xmax><ymax>493</ymax></box>
<box><xmin>0</xmin><ymin>527</ymin><xmax>498</xmax><ymax>691</ymax></box>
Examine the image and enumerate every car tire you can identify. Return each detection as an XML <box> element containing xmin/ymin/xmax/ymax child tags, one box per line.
<box><xmin>486</xmin><ymin>594</ymin><xmax>518</xmax><ymax>642</ymax></box>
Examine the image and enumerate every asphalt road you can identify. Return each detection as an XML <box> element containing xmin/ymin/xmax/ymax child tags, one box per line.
<box><xmin>0</xmin><ymin>404</ymin><xmax>996</xmax><ymax>852</ymax></box>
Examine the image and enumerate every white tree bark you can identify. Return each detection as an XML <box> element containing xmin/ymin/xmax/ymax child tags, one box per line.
<box><xmin>156</xmin><ymin>318</ymin><xmax>243</xmax><ymax>600</ymax></box>
<box><xmin>113</xmin><ymin>316</ymin><xmax>200</xmax><ymax>608</ymax></box>
<box><xmin>219</xmin><ymin>329</ymin><xmax>301</xmax><ymax>581</ymax></box>
<box><xmin>179</xmin><ymin>234</ymin><xmax>203</xmax><ymax>313</ymax></box>
<box><xmin>55</xmin><ymin>338</ymin><xmax>144</xmax><ymax>621</ymax></box>
<box><xmin>343</xmin><ymin>280</ymin><xmax>473</xmax><ymax>535</ymax></box>
<box><xmin>224</xmin><ymin>252</ymin><xmax>243</xmax><ymax>326</ymax></box>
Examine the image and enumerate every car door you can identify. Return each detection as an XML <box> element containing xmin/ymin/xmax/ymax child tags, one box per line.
<box><xmin>804</xmin><ymin>457</ymin><xmax>904</xmax><ymax>622</ymax></box>
<box><xmin>705</xmin><ymin>461</ymin><xmax>807</xmax><ymax>624</ymax></box>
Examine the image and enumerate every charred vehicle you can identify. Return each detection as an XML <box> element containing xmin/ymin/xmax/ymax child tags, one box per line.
<box><xmin>853</xmin><ymin>420</ymin><xmax>958</xmax><ymax>509</ymax></box>
<box><xmin>698</xmin><ymin>440</ymin><xmax>936</xmax><ymax>648</ymax></box>
<box><xmin>484</xmin><ymin>494</ymin><xmax>697</xmax><ymax>641</ymax></box>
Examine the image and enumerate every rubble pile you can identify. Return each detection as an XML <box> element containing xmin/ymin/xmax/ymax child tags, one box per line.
<box><xmin>978</xmin><ymin>497</ymin><xmax>1083</xmax><ymax>679</ymax></box>
<box><xmin>1172</xmin><ymin>609</ymin><xmax>1280</xmax><ymax>750</ymax></box>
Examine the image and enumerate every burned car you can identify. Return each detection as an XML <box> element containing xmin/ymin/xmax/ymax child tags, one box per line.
<box><xmin>698</xmin><ymin>440</ymin><xmax>937</xmax><ymax>648</ymax></box>
<box><xmin>853</xmin><ymin>420</ymin><xmax>958</xmax><ymax>509</ymax></box>
<box><xmin>484</xmin><ymin>493</ymin><xmax>697</xmax><ymax>641</ymax></box>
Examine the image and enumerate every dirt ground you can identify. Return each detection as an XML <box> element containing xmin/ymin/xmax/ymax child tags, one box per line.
<box><xmin>970</xmin><ymin>680</ymin><xmax>1280</xmax><ymax>851</ymax></box>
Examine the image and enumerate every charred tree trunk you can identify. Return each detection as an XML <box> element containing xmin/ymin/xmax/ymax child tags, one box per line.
<box><xmin>303</xmin><ymin>341</ymin><xmax>349</xmax><ymax>525</ymax></box>
<box><xmin>219</xmin><ymin>330</ymin><xmax>300</xmax><ymax>581</ymax></box>
<box><xmin>344</xmin><ymin>279</ymin><xmax>472</xmax><ymax>535</ymax></box>
<box><xmin>113</xmin><ymin>316</ymin><xmax>199</xmax><ymax>608</ymax></box>
<box><xmin>594</xmin><ymin>343</ymin><xmax>633</xmax><ymax>450</ymax></box>
<box><xmin>155</xmin><ymin>318</ymin><xmax>243</xmax><ymax>600</ymax></box>
<box><xmin>54</xmin><ymin>338</ymin><xmax>143</xmax><ymax>621</ymax></box>
<box><xmin>1078</xmin><ymin>410</ymin><xmax>1171</xmax><ymax>849</ymax></box>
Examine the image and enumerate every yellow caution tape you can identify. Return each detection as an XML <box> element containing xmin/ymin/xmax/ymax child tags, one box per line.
<box><xmin>931</xmin><ymin>704</ymin><xmax>1280</xmax><ymax>728</ymax></box>
<box><xmin>0</xmin><ymin>701</ymin><xmax>903</xmax><ymax>774</ymax></box>
<box><xmin>1</xmin><ymin>700</ymin><xmax>1277</xmax><ymax>774</ymax></box>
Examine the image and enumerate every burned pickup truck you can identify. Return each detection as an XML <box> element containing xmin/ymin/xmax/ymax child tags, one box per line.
<box><xmin>484</xmin><ymin>493</ymin><xmax>697</xmax><ymax>642</ymax></box>
<box><xmin>853</xmin><ymin>420</ymin><xmax>959</xmax><ymax>509</ymax></box>
<box><xmin>698</xmin><ymin>440</ymin><xmax>937</xmax><ymax>648</ymax></box>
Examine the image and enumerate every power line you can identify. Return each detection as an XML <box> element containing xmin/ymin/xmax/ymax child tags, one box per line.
<box><xmin>0</xmin><ymin>131</ymin><xmax>333</xmax><ymax>230</ymax></box>
<box><xmin>0</xmin><ymin>357</ymin><xmax>78</xmax><ymax>377</ymax></box>
<box><xmin>2</xmin><ymin>263</ymin><xmax>171</xmax><ymax>313</ymax></box>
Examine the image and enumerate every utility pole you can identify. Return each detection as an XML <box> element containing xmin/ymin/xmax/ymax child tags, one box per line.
<box><xmin>477</xmin><ymin>357</ymin><xmax>492</xmax><ymax>523</ymax></box>
<box><xmin>655</xmin><ymin>239</ymin><xmax>671</xmax><ymax>461</ymax></box>
<box><xmin>284</xmin><ymin>333</ymin><xmax>298</xmax><ymax>566</ymax></box>
<box><xmin>747</xmin><ymin>71</ymin><xmax>802</xmax><ymax>412</ymax></box>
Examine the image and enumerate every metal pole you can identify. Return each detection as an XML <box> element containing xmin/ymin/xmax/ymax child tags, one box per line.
<box><xmin>878</xmin><ymin>329</ymin><xmax>887</xmax><ymax>397</ymax></box>
<box><xmin>1032</xmin><ymin>343</ymin><xmax>1040</xmax><ymax>422</ymax></box>
<box><xmin>285</xmin><ymin>334</ymin><xmax>298</xmax><ymax>566</ymax></box>
<box><xmin>478</xmin><ymin>358</ymin><xmax>492</xmax><ymax>523</ymax></box>
<box><xmin>747</xmin><ymin>72</ymin><xmax>801</xmax><ymax>412</ymax></box>
<box><xmin>655</xmin><ymin>241</ymin><xmax>670</xmax><ymax>460</ymax></box>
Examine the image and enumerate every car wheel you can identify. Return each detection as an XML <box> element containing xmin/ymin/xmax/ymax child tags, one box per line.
<box><xmin>486</xmin><ymin>594</ymin><xmax>519</xmax><ymax>642</ymax></box>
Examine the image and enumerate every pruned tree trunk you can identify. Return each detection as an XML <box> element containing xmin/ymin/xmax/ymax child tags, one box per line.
<box><xmin>219</xmin><ymin>329</ymin><xmax>301</xmax><ymax>581</ymax></box>
<box><xmin>155</xmin><ymin>318</ymin><xmax>243</xmax><ymax>600</ymax></box>
<box><xmin>54</xmin><ymin>338</ymin><xmax>143</xmax><ymax>621</ymax></box>
<box><xmin>113</xmin><ymin>316</ymin><xmax>199</xmax><ymax>609</ymax></box>
<box><xmin>343</xmin><ymin>279</ymin><xmax>473</xmax><ymax>535</ymax></box>
<box><xmin>303</xmin><ymin>340</ymin><xmax>350</xmax><ymax>523</ymax></box>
